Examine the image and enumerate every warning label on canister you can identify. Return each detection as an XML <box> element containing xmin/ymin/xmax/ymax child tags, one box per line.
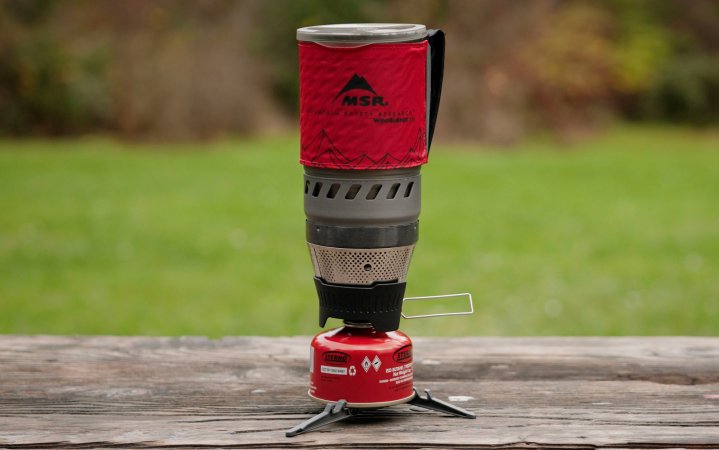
<box><xmin>378</xmin><ymin>362</ymin><xmax>413</xmax><ymax>391</ymax></box>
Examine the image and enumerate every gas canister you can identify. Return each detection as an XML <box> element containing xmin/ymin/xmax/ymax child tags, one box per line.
<box><xmin>309</xmin><ymin>323</ymin><xmax>414</xmax><ymax>407</ymax></box>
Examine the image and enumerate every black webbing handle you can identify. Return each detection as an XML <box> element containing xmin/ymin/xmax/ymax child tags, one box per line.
<box><xmin>427</xmin><ymin>29</ymin><xmax>445</xmax><ymax>152</ymax></box>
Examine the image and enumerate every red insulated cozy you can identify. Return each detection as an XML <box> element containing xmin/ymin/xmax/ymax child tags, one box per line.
<box><xmin>309</xmin><ymin>325</ymin><xmax>414</xmax><ymax>407</ymax></box>
<box><xmin>299</xmin><ymin>41</ymin><xmax>429</xmax><ymax>170</ymax></box>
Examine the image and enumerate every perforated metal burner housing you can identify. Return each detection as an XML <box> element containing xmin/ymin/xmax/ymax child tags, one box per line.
<box><xmin>309</xmin><ymin>245</ymin><xmax>414</xmax><ymax>285</ymax></box>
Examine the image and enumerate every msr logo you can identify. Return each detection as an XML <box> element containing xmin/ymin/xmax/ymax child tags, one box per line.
<box><xmin>333</xmin><ymin>74</ymin><xmax>388</xmax><ymax>106</ymax></box>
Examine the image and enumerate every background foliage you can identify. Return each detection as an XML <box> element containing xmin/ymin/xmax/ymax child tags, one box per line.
<box><xmin>2</xmin><ymin>0</ymin><xmax>719</xmax><ymax>142</ymax></box>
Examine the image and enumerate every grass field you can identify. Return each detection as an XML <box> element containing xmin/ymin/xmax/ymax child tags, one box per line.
<box><xmin>1</xmin><ymin>126</ymin><xmax>718</xmax><ymax>336</ymax></box>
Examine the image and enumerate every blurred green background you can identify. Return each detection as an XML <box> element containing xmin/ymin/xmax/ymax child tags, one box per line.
<box><xmin>1</xmin><ymin>0</ymin><xmax>718</xmax><ymax>336</ymax></box>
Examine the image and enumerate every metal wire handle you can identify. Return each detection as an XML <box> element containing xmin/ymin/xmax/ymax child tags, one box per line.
<box><xmin>401</xmin><ymin>292</ymin><xmax>474</xmax><ymax>319</ymax></box>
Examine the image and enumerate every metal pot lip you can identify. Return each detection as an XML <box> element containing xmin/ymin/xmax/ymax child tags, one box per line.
<box><xmin>297</xmin><ymin>23</ymin><xmax>427</xmax><ymax>44</ymax></box>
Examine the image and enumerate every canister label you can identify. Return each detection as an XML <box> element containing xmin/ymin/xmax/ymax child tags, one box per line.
<box><xmin>310</xmin><ymin>345</ymin><xmax>414</xmax><ymax>404</ymax></box>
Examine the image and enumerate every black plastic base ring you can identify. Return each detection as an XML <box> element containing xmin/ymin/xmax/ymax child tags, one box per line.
<box><xmin>314</xmin><ymin>277</ymin><xmax>405</xmax><ymax>332</ymax></box>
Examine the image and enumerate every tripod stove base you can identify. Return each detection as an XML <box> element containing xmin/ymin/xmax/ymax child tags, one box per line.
<box><xmin>286</xmin><ymin>387</ymin><xmax>476</xmax><ymax>437</ymax></box>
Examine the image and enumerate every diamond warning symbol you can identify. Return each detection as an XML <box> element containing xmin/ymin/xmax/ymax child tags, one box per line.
<box><xmin>362</xmin><ymin>356</ymin><xmax>371</xmax><ymax>372</ymax></box>
<box><xmin>349</xmin><ymin>365</ymin><xmax>356</xmax><ymax>376</ymax></box>
<box><xmin>372</xmin><ymin>355</ymin><xmax>381</xmax><ymax>372</ymax></box>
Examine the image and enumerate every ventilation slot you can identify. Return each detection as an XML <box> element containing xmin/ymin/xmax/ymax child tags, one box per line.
<box><xmin>345</xmin><ymin>184</ymin><xmax>361</xmax><ymax>199</ymax></box>
<box><xmin>404</xmin><ymin>182</ymin><xmax>414</xmax><ymax>198</ymax></box>
<box><xmin>387</xmin><ymin>183</ymin><xmax>401</xmax><ymax>199</ymax></box>
<box><xmin>366</xmin><ymin>184</ymin><xmax>382</xmax><ymax>200</ymax></box>
<box><xmin>312</xmin><ymin>182</ymin><xmax>323</xmax><ymax>197</ymax></box>
<box><xmin>326</xmin><ymin>183</ymin><xmax>340</xmax><ymax>199</ymax></box>
<box><xmin>304</xmin><ymin>180</ymin><xmax>310</xmax><ymax>194</ymax></box>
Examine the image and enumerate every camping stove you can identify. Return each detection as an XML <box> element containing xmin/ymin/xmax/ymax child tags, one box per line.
<box><xmin>287</xmin><ymin>23</ymin><xmax>475</xmax><ymax>437</ymax></box>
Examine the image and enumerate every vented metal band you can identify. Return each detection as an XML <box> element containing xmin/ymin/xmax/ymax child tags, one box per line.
<box><xmin>309</xmin><ymin>243</ymin><xmax>415</xmax><ymax>285</ymax></box>
<box><xmin>304</xmin><ymin>168</ymin><xmax>421</xmax><ymax>227</ymax></box>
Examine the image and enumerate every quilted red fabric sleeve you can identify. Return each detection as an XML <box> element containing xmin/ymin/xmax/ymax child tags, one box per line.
<box><xmin>299</xmin><ymin>41</ymin><xmax>428</xmax><ymax>170</ymax></box>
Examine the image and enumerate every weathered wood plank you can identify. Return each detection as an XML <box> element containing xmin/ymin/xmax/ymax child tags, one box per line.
<box><xmin>0</xmin><ymin>336</ymin><xmax>718</xmax><ymax>449</ymax></box>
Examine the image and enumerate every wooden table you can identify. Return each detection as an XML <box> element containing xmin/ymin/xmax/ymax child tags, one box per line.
<box><xmin>1</xmin><ymin>336</ymin><xmax>718</xmax><ymax>449</ymax></box>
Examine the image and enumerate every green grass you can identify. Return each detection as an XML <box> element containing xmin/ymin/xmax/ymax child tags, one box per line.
<box><xmin>1</xmin><ymin>126</ymin><xmax>718</xmax><ymax>336</ymax></box>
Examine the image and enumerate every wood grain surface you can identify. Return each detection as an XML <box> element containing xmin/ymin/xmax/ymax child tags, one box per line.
<box><xmin>0</xmin><ymin>336</ymin><xmax>718</xmax><ymax>449</ymax></box>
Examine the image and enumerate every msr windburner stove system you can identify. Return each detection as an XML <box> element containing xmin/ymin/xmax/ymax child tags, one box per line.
<box><xmin>287</xmin><ymin>24</ymin><xmax>475</xmax><ymax>437</ymax></box>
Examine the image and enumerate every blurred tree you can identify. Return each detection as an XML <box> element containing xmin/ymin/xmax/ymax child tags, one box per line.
<box><xmin>638</xmin><ymin>0</ymin><xmax>719</xmax><ymax>124</ymax></box>
<box><xmin>643</xmin><ymin>55</ymin><xmax>719</xmax><ymax>124</ymax></box>
<box><xmin>436</xmin><ymin>0</ymin><xmax>545</xmax><ymax>144</ymax></box>
<box><xmin>0</xmin><ymin>0</ymin><xmax>109</xmax><ymax>135</ymax></box>
<box><xmin>611</xmin><ymin>0</ymin><xmax>674</xmax><ymax>94</ymax></box>
<box><xmin>100</xmin><ymin>0</ymin><xmax>273</xmax><ymax>139</ymax></box>
<box><xmin>521</xmin><ymin>2</ymin><xmax>618</xmax><ymax>135</ymax></box>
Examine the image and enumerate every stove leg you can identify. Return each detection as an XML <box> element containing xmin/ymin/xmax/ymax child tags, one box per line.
<box><xmin>286</xmin><ymin>399</ymin><xmax>354</xmax><ymax>437</ymax></box>
<box><xmin>408</xmin><ymin>388</ymin><xmax>476</xmax><ymax>419</ymax></box>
